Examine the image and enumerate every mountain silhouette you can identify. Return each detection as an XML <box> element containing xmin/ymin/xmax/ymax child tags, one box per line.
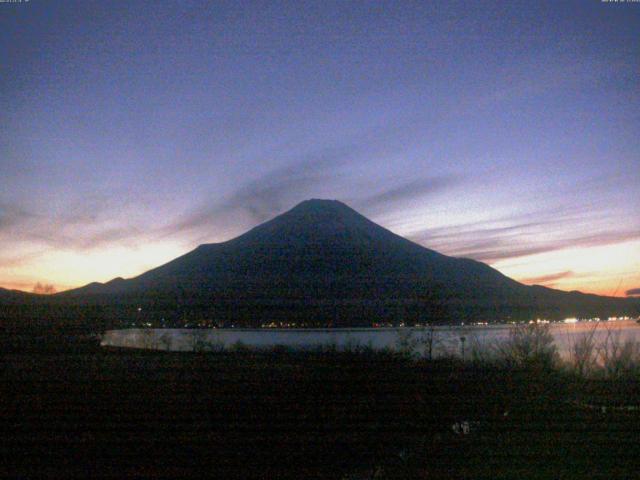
<box><xmin>65</xmin><ymin>199</ymin><xmax>518</xmax><ymax>296</ymax></box>
<box><xmin>47</xmin><ymin>199</ymin><xmax>638</xmax><ymax>327</ymax></box>
<box><xmin>0</xmin><ymin>287</ymin><xmax>33</xmax><ymax>302</ymax></box>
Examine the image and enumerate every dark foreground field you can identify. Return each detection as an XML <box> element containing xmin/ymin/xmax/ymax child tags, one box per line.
<box><xmin>2</xmin><ymin>339</ymin><xmax>639</xmax><ymax>479</ymax></box>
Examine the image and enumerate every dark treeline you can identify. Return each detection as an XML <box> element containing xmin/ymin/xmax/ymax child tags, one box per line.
<box><xmin>2</xmin><ymin>293</ymin><xmax>638</xmax><ymax>335</ymax></box>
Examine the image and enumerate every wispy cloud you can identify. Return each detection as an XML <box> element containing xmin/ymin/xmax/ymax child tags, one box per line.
<box><xmin>1</xmin><ymin>119</ymin><xmax>424</xmax><ymax>260</ymax></box>
<box><xmin>477</xmin><ymin>230</ymin><xmax>640</xmax><ymax>263</ymax></box>
<box><xmin>519</xmin><ymin>270</ymin><xmax>574</xmax><ymax>286</ymax></box>
<box><xmin>357</xmin><ymin>176</ymin><xmax>462</xmax><ymax>212</ymax></box>
<box><xmin>0</xmin><ymin>252</ymin><xmax>46</xmax><ymax>269</ymax></box>
<box><xmin>0</xmin><ymin>193</ymin><xmax>148</xmax><ymax>253</ymax></box>
<box><xmin>0</xmin><ymin>202</ymin><xmax>41</xmax><ymax>230</ymax></box>
<box><xmin>219</xmin><ymin>150</ymin><xmax>346</xmax><ymax>222</ymax></box>
<box><xmin>431</xmin><ymin>229</ymin><xmax>640</xmax><ymax>263</ymax></box>
<box><xmin>409</xmin><ymin>202</ymin><xmax>640</xmax><ymax>263</ymax></box>
<box><xmin>158</xmin><ymin>147</ymin><xmax>354</xmax><ymax>239</ymax></box>
<box><xmin>22</xmin><ymin>226</ymin><xmax>141</xmax><ymax>251</ymax></box>
<box><xmin>627</xmin><ymin>288</ymin><xmax>640</xmax><ymax>297</ymax></box>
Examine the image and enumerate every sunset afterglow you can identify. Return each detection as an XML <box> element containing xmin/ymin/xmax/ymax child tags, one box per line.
<box><xmin>1</xmin><ymin>1</ymin><xmax>638</xmax><ymax>296</ymax></box>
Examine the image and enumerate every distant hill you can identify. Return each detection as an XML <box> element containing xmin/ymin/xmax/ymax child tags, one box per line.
<box><xmin>49</xmin><ymin>199</ymin><xmax>638</xmax><ymax>327</ymax></box>
<box><xmin>0</xmin><ymin>287</ymin><xmax>37</xmax><ymax>303</ymax></box>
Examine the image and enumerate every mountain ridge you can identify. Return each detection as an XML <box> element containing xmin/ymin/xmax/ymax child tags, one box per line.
<box><xmin>61</xmin><ymin>199</ymin><xmax>519</xmax><ymax>295</ymax></box>
<box><xmin>42</xmin><ymin>199</ymin><xmax>638</xmax><ymax>326</ymax></box>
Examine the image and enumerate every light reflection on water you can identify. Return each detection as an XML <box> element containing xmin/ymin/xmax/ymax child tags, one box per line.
<box><xmin>432</xmin><ymin>320</ymin><xmax>640</xmax><ymax>359</ymax></box>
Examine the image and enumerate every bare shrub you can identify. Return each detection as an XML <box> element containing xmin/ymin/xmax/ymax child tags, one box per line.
<box><xmin>198</xmin><ymin>331</ymin><xmax>225</xmax><ymax>352</ymax></box>
<box><xmin>596</xmin><ymin>328</ymin><xmax>640</xmax><ymax>379</ymax></box>
<box><xmin>269</xmin><ymin>344</ymin><xmax>295</xmax><ymax>355</ymax></box>
<box><xmin>415</xmin><ymin>324</ymin><xmax>442</xmax><ymax>360</ymax></box>
<box><xmin>322</xmin><ymin>341</ymin><xmax>338</xmax><ymax>354</ymax></box>
<box><xmin>568</xmin><ymin>324</ymin><xmax>600</xmax><ymax>377</ymax></box>
<box><xmin>229</xmin><ymin>340</ymin><xmax>250</xmax><ymax>352</ymax></box>
<box><xmin>159</xmin><ymin>332</ymin><xmax>173</xmax><ymax>351</ymax></box>
<box><xmin>395</xmin><ymin>329</ymin><xmax>419</xmax><ymax>358</ymax></box>
<box><xmin>468</xmin><ymin>334</ymin><xmax>501</xmax><ymax>366</ymax></box>
<box><xmin>342</xmin><ymin>340</ymin><xmax>367</xmax><ymax>354</ymax></box>
<box><xmin>496</xmin><ymin>323</ymin><xmax>559</xmax><ymax>370</ymax></box>
<box><xmin>188</xmin><ymin>329</ymin><xmax>210</xmax><ymax>352</ymax></box>
<box><xmin>203</xmin><ymin>339</ymin><xmax>226</xmax><ymax>353</ymax></box>
<box><xmin>141</xmin><ymin>329</ymin><xmax>159</xmax><ymax>350</ymax></box>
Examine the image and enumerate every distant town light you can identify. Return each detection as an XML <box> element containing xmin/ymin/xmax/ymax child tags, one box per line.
<box><xmin>564</xmin><ymin>317</ymin><xmax>578</xmax><ymax>324</ymax></box>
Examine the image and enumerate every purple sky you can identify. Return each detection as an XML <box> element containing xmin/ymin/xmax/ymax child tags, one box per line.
<box><xmin>1</xmin><ymin>0</ymin><xmax>639</xmax><ymax>295</ymax></box>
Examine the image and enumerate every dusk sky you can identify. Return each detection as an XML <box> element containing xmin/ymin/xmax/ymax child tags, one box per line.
<box><xmin>1</xmin><ymin>0</ymin><xmax>639</xmax><ymax>296</ymax></box>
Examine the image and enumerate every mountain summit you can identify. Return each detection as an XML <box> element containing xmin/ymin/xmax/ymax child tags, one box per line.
<box><xmin>55</xmin><ymin>199</ymin><xmax>638</xmax><ymax>326</ymax></box>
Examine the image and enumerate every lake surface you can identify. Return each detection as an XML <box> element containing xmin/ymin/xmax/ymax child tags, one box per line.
<box><xmin>101</xmin><ymin>319</ymin><xmax>640</xmax><ymax>359</ymax></box>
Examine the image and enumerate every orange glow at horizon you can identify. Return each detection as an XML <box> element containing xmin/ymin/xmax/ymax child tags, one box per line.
<box><xmin>0</xmin><ymin>242</ymin><xmax>189</xmax><ymax>294</ymax></box>
<box><xmin>2</xmin><ymin>238</ymin><xmax>638</xmax><ymax>298</ymax></box>
<box><xmin>495</xmin><ymin>239</ymin><xmax>640</xmax><ymax>298</ymax></box>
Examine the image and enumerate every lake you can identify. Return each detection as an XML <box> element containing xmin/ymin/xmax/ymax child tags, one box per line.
<box><xmin>101</xmin><ymin>319</ymin><xmax>640</xmax><ymax>359</ymax></box>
